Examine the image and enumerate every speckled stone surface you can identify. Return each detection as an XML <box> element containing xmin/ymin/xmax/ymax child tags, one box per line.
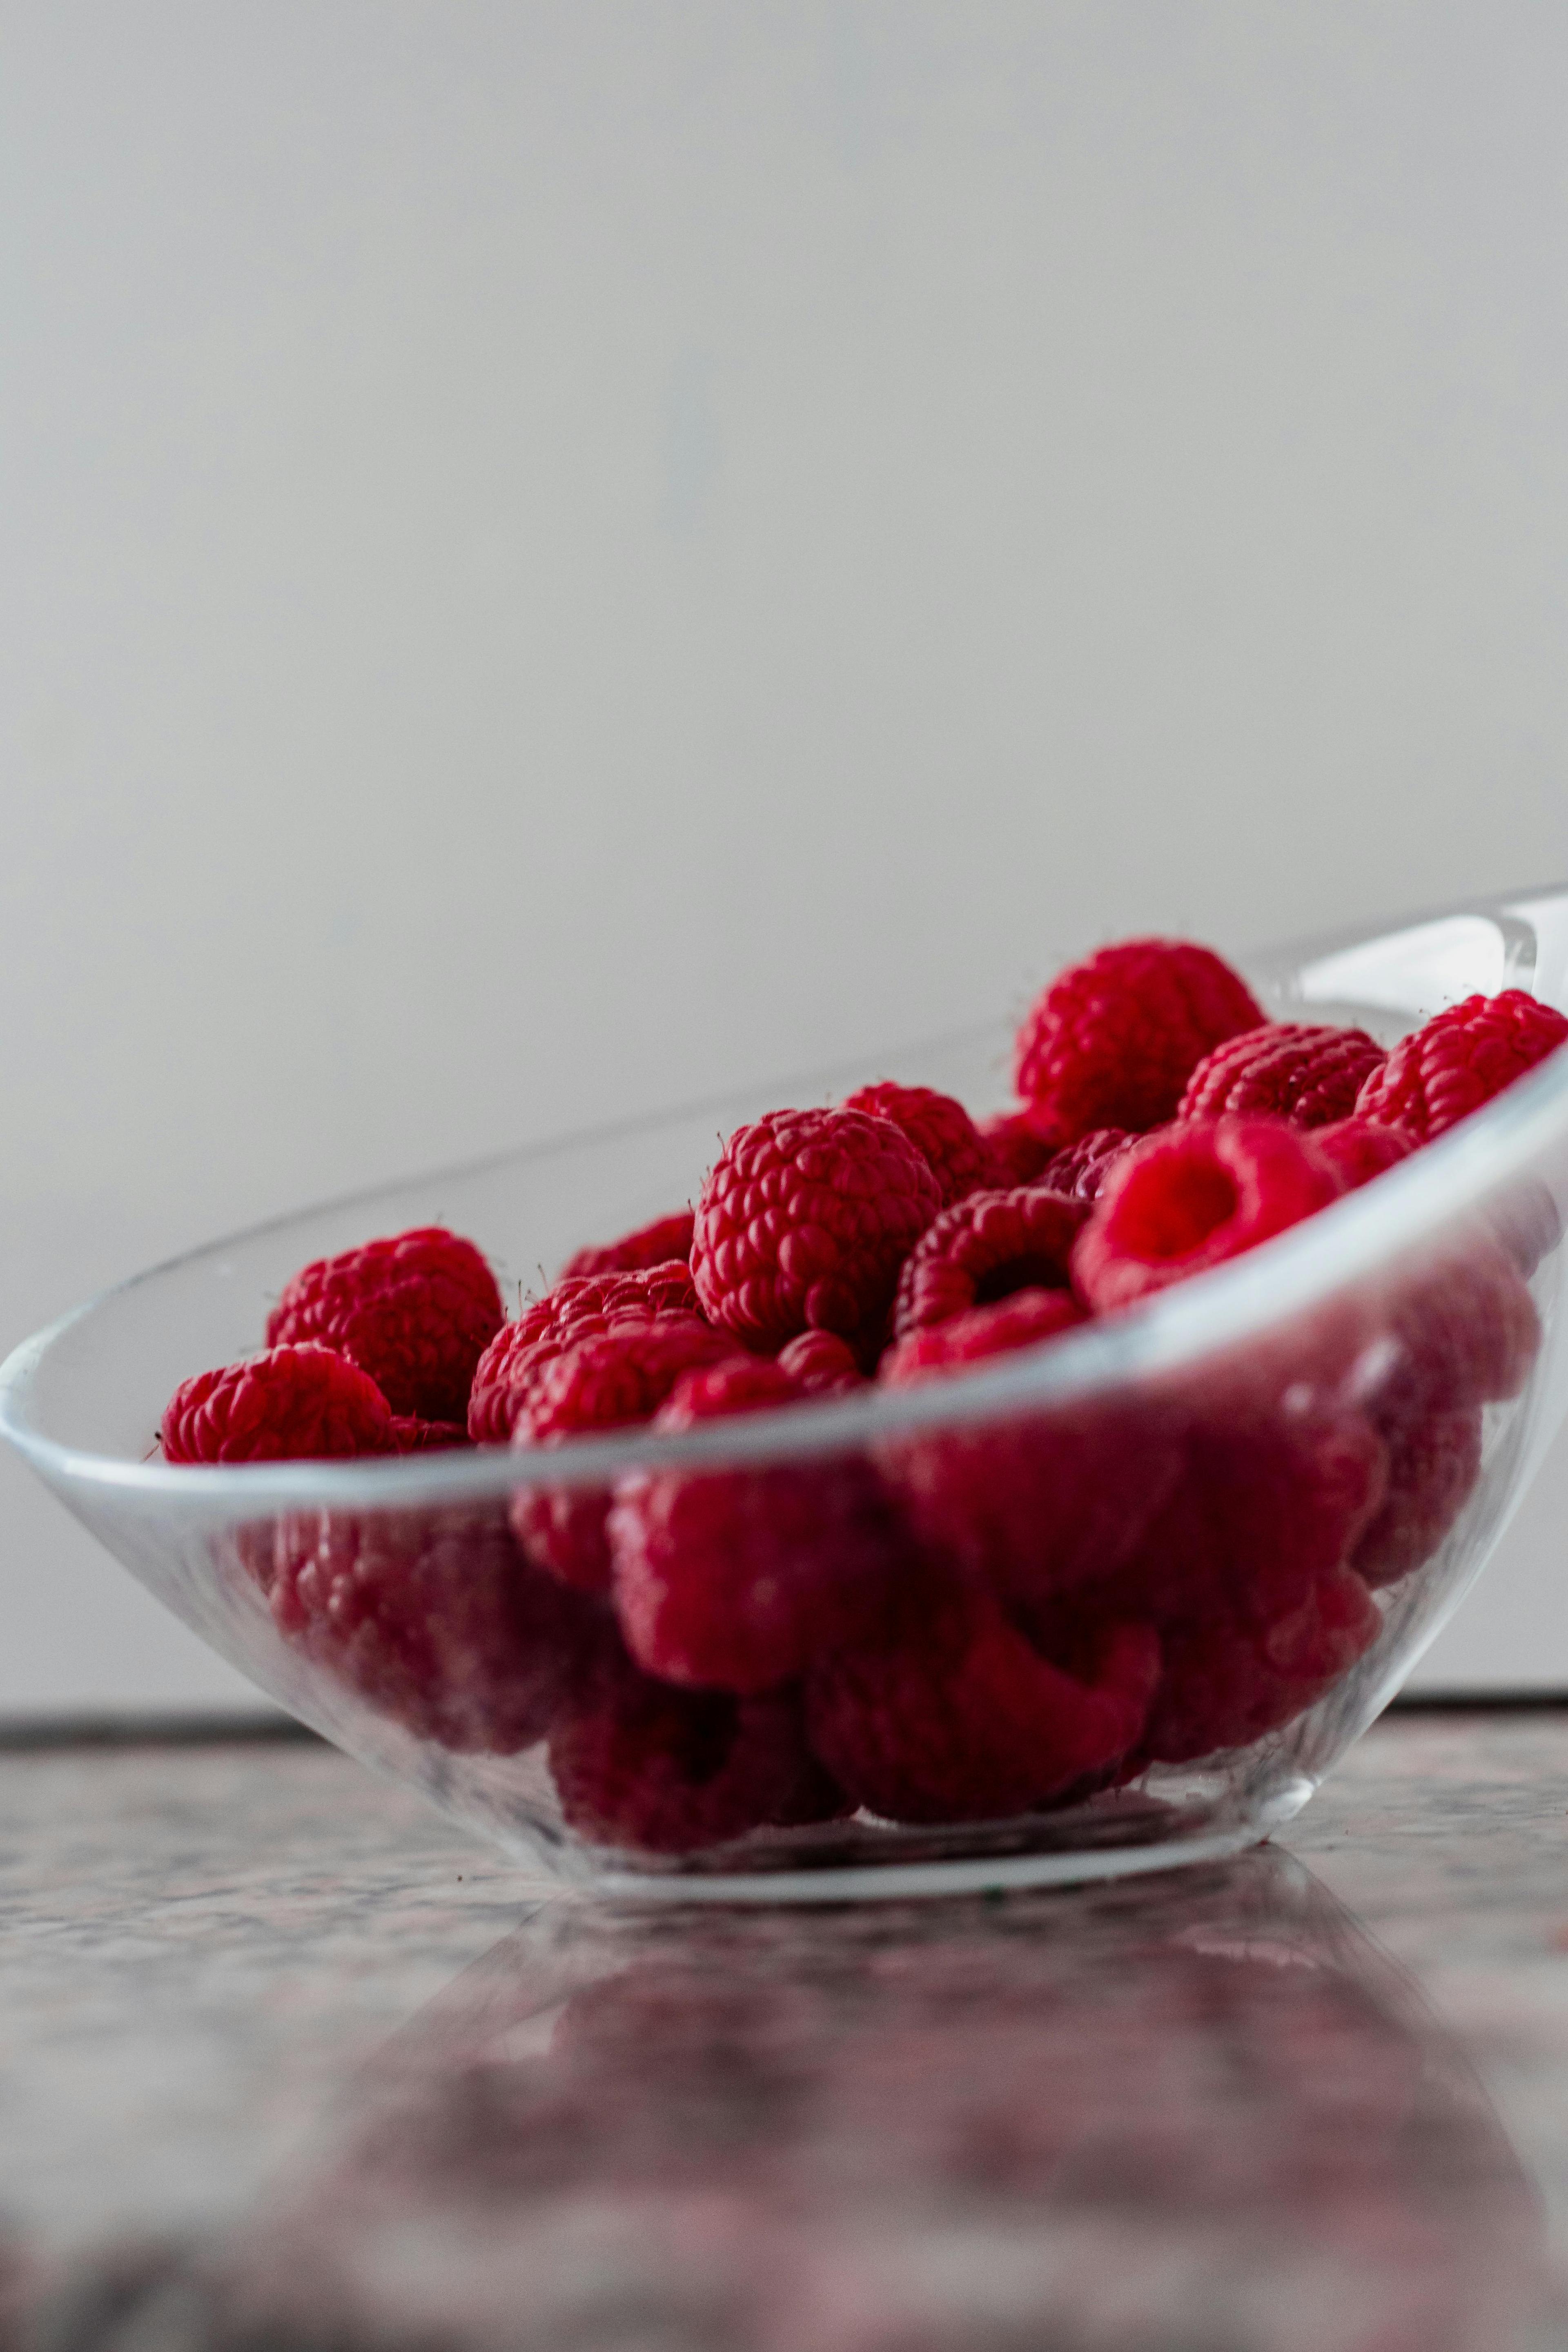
<box><xmin>1</xmin><ymin>1712</ymin><xmax>1565</xmax><ymax>2348</ymax></box>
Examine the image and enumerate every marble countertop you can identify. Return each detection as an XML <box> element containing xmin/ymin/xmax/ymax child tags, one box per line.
<box><xmin>2</xmin><ymin>1708</ymin><xmax>1566</xmax><ymax>2350</ymax></box>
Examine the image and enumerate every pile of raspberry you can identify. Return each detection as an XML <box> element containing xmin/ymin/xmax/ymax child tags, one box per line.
<box><xmin>162</xmin><ymin>944</ymin><xmax>1564</xmax><ymax>1856</ymax></box>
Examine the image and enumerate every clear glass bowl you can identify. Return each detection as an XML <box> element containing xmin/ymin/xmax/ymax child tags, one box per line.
<box><xmin>5</xmin><ymin>885</ymin><xmax>1568</xmax><ymax>1902</ymax></box>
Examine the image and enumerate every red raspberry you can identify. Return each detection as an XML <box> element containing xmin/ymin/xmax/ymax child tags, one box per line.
<box><xmin>267</xmin><ymin>1504</ymin><xmax>592</xmax><ymax>1753</ymax></box>
<box><xmin>1310</xmin><ymin>1117</ymin><xmax>1415</xmax><ymax>1193</ymax></box>
<box><xmin>879</xmin><ymin>1292</ymin><xmax>1182</xmax><ymax>1608</ymax></box>
<box><xmin>1138</xmin><ymin>1567</ymin><xmax>1380</xmax><ymax>1764</ymax></box>
<box><xmin>561</xmin><ymin>1210</ymin><xmax>695</xmax><ymax>1281</ymax></box>
<box><xmin>1100</xmin><ymin>1403</ymin><xmax>1386</xmax><ymax>1633</ymax></box>
<box><xmin>1352</xmin><ymin>1408</ymin><xmax>1481</xmax><ymax>1591</ymax></box>
<box><xmin>609</xmin><ymin>1358</ymin><xmax>907</xmax><ymax>1693</ymax></box>
<box><xmin>1352</xmin><ymin>1233</ymin><xmax>1539</xmax><ymax>1423</ymax></box>
<box><xmin>691</xmin><ymin>1107</ymin><xmax>941</xmax><ymax>1354</ymax></box>
<box><xmin>976</xmin><ymin>1106</ymin><xmax>1056</xmax><ymax>1186</ymax></box>
<box><xmin>1013</xmin><ymin>939</ymin><xmax>1265</xmax><ymax>1146</ymax></box>
<box><xmin>549</xmin><ymin>1643</ymin><xmax>845</xmax><ymax>1853</ymax></box>
<box><xmin>510</xmin><ymin>1317</ymin><xmax>739</xmax><ymax>1591</ymax></box>
<box><xmin>162</xmin><ymin>1344</ymin><xmax>395</xmax><ymax>1464</ymax></box>
<box><xmin>265</xmin><ymin>1227</ymin><xmax>502</xmax><ymax>1424</ymax></box>
<box><xmin>1071</xmin><ymin>1117</ymin><xmax>1340</xmax><ymax>1314</ymax></box>
<box><xmin>805</xmin><ymin>1579</ymin><xmax>1159</xmax><ymax>1824</ymax></box>
<box><xmin>1356</xmin><ymin>989</ymin><xmax>1568</xmax><ymax>1143</ymax></box>
<box><xmin>1177</xmin><ymin>1022</ymin><xmax>1386</xmax><ymax>1128</ymax></box>
<box><xmin>389</xmin><ymin>1415</ymin><xmax>472</xmax><ymax>1452</ymax></box>
<box><xmin>468</xmin><ymin>1262</ymin><xmax>700</xmax><ymax>1444</ymax></box>
<box><xmin>841</xmin><ymin>1082</ymin><xmax>993</xmax><ymax>1209</ymax></box>
<box><xmin>1039</xmin><ymin>1128</ymin><xmax>1137</xmax><ymax>1202</ymax></box>
<box><xmin>890</xmin><ymin>1187</ymin><xmax>1090</xmax><ymax>1341</ymax></box>
<box><xmin>776</xmin><ymin>1328</ymin><xmax>866</xmax><ymax>1395</ymax></box>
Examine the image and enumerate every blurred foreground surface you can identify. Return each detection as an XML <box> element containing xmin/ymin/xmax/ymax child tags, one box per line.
<box><xmin>2</xmin><ymin>1708</ymin><xmax>1566</xmax><ymax>2350</ymax></box>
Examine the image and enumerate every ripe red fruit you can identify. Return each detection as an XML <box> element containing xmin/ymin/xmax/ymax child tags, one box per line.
<box><xmin>1310</xmin><ymin>1117</ymin><xmax>1415</xmax><ymax>1193</ymax></box>
<box><xmin>267</xmin><ymin>1505</ymin><xmax>593</xmax><ymax>1753</ymax></box>
<box><xmin>976</xmin><ymin>1106</ymin><xmax>1056</xmax><ymax>1186</ymax></box>
<box><xmin>1071</xmin><ymin>1117</ymin><xmax>1340</xmax><ymax>1314</ymax></box>
<box><xmin>1138</xmin><ymin>1568</ymin><xmax>1381</xmax><ymax>1765</ymax></box>
<box><xmin>776</xmin><ymin>1328</ymin><xmax>866</xmax><ymax>1395</ymax></box>
<box><xmin>691</xmin><ymin>1106</ymin><xmax>941</xmax><ymax>1354</ymax></box>
<box><xmin>265</xmin><ymin>1227</ymin><xmax>502</xmax><ymax>1424</ymax></box>
<box><xmin>1352</xmin><ymin>1408</ymin><xmax>1482</xmax><ymax>1591</ymax></box>
<box><xmin>549</xmin><ymin>1643</ymin><xmax>846</xmax><ymax>1853</ymax></box>
<box><xmin>1178</xmin><ymin>1022</ymin><xmax>1386</xmax><ymax>1129</ymax></box>
<box><xmin>468</xmin><ymin>1262</ymin><xmax>701</xmax><ymax>1445</ymax></box>
<box><xmin>1039</xmin><ymin>1128</ymin><xmax>1137</xmax><ymax>1202</ymax></box>
<box><xmin>1013</xmin><ymin>939</ymin><xmax>1265</xmax><ymax>1146</ymax></box>
<box><xmin>162</xmin><ymin>1344</ymin><xmax>395</xmax><ymax>1464</ymax></box>
<box><xmin>841</xmin><ymin>1082</ymin><xmax>994</xmax><ymax>1209</ymax></box>
<box><xmin>561</xmin><ymin>1211</ymin><xmax>695</xmax><ymax>1281</ymax></box>
<box><xmin>609</xmin><ymin>1358</ymin><xmax>908</xmax><ymax>1693</ymax></box>
<box><xmin>890</xmin><ymin>1186</ymin><xmax>1089</xmax><ymax>1341</ymax></box>
<box><xmin>1356</xmin><ymin>989</ymin><xmax>1568</xmax><ymax>1142</ymax></box>
<box><xmin>806</xmin><ymin>1580</ymin><xmax>1159</xmax><ymax>1824</ymax></box>
<box><xmin>510</xmin><ymin>1317</ymin><xmax>739</xmax><ymax>1592</ymax></box>
<box><xmin>389</xmin><ymin>1416</ymin><xmax>472</xmax><ymax>1452</ymax></box>
<box><xmin>879</xmin><ymin>1291</ymin><xmax>1182</xmax><ymax>1609</ymax></box>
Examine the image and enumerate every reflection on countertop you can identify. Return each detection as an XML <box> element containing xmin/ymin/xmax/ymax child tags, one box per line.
<box><xmin>4</xmin><ymin>1709</ymin><xmax>1567</xmax><ymax>2351</ymax></box>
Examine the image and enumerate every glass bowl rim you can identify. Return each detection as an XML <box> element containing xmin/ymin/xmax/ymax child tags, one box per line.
<box><xmin>5</xmin><ymin>884</ymin><xmax>1567</xmax><ymax>1510</ymax></box>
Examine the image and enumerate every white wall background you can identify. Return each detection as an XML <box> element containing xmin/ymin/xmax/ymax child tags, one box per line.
<box><xmin>4</xmin><ymin>1</ymin><xmax>1567</xmax><ymax>1713</ymax></box>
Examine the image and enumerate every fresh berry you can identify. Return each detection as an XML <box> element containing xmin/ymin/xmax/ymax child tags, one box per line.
<box><xmin>806</xmin><ymin>1580</ymin><xmax>1159</xmax><ymax>1824</ymax></box>
<box><xmin>879</xmin><ymin>1292</ymin><xmax>1182</xmax><ymax>1608</ymax></box>
<box><xmin>389</xmin><ymin>1415</ymin><xmax>472</xmax><ymax>1452</ymax></box>
<box><xmin>1039</xmin><ymin>1128</ymin><xmax>1137</xmax><ymax>1202</ymax></box>
<box><xmin>776</xmin><ymin>1328</ymin><xmax>866</xmax><ymax>1395</ymax></box>
<box><xmin>890</xmin><ymin>1187</ymin><xmax>1090</xmax><ymax>1340</ymax></box>
<box><xmin>977</xmin><ymin>1107</ymin><xmax>1056</xmax><ymax>1186</ymax></box>
<box><xmin>1352</xmin><ymin>1408</ymin><xmax>1482</xmax><ymax>1591</ymax></box>
<box><xmin>841</xmin><ymin>1083</ymin><xmax>993</xmax><ymax>1208</ymax></box>
<box><xmin>1013</xmin><ymin>939</ymin><xmax>1265</xmax><ymax>1145</ymax></box>
<box><xmin>1071</xmin><ymin>1117</ymin><xmax>1340</xmax><ymax>1314</ymax></box>
<box><xmin>561</xmin><ymin>1211</ymin><xmax>695</xmax><ymax>1281</ymax></box>
<box><xmin>265</xmin><ymin>1227</ymin><xmax>502</xmax><ymax>1424</ymax></box>
<box><xmin>691</xmin><ymin>1107</ymin><xmax>941</xmax><ymax>1354</ymax></box>
<box><xmin>549</xmin><ymin>1643</ymin><xmax>845</xmax><ymax>1853</ymax></box>
<box><xmin>1310</xmin><ymin>1117</ymin><xmax>1416</xmax><ymax>1193</ymax></box>
<box><xmin>1178</xmin><ymin>1022</ymin><xmax>1386</xmax><ymax>1128</ymax></box>
<box><xmin>1349</xmin><ymin>1234</ymin><xmax>1539</xmax><ymax>1424</ymax></box>
<box><xmin>468</xmin><ymin>1263</ymin><xmax>701</xmax><ymax>1445</ymax></box>
<box><xmin>1356</xmin><ymin>989</ymin><xmax>1568</xmax><ymax>1143</ymax></box>
<box><xmin>1138</xmin><ymin>1567</ymin><xmax>1380</xmax><ymax>1764</ymax></box>
<box><xmin>162</xmin><ymin>1344</ymin><xmax>395</xmax><ymax>1464</ymax></box>
<box><xmin>268</xmin><ymin>1505</ymin><xmax>593</xmax><ymax>1752</ymax></box>
<box><xmin>610</xmin><ymin>1358</ymin><xmax>908</xmax><ymax>1692</ymax></box>
<box><xmin>510</xmin><ymin>1317</ymin><xmax>739</xmax><ymax>1591</ymax></box>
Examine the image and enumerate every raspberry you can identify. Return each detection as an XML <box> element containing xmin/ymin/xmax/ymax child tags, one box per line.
<box><xmin>1013</xmin><ymin>939</ymin><xmax>1265</xmax><ymax>1145</ymax></box>
<box><xmin>561</xmin><ymin>1211</ymin><xmax>695</xmax><ymax>1281</ymax></box>
<box><xmin>776</xmin><ymin>1328</ymin><xmax>866</xmax><ymax>1395</ymax></box>
<box><xmin>879</xmin><ymin>1292</ymin><xmax>1182</xmax><ymax>1608</ymax></box>
<box><xmin>268</xmin><ymin>1504</ymin><xmax>593</xmax><ymax>1753</ymax></box>
<box><xmin>1071</xmin><ymin>1117</ymin><xmax>1340</xmax><ymax>1314</ymax></box>
<box><xmin>890</xmin><ymin>1187</ymin><xmax>1091</xmax><ymax>1341</ymax></box>
<box><xmin>161</xmin><ymin>1344</ymin><xmax>395</xmax><ymax>1464</ymax></box>
<box><xmin>468</xmin><ymin>1263</ymin><xmax>701</xmax><ymax>1444</ymax></box>
<box><xmin>691</xmin><ymin>1107</ymin><xmax>941</xmax><ymax>1354</ymax></box>
<box><xmin>265</xmin><ymin>1227</ymin><xmax>502</xmax><ymax>1424</ymax></box>
<box><xmin>841</xmin><ymin>1083</ymin><xmax>993</xmax><ymax>1209</ymax></box>
<box><xmin>1039</xmin><ymin>1128</ymin><xmax>1137</xmax><ymax>1202</ymax></box>
<box><xmin>1099</xmin><ymin>1404</ymin><xmax>1386</xmax><ymax>1633</ymax></box>
<box><xmin>976</xmin><ymin>1106</ymin><xmax>1056</xmax><ymax>1186</ymax></box>
<box><xmin>1356</xmin><ymin>989</ymin><xmax>1568</xmax><ymax>1143</ymax></box>
<box><xmin>609</xmin><ymin>1358</ymin><xmax>907</xmax><ymax>1692</ymax></box>
<box><xmin>1177</xmin><ymin>1022</ymin><xmax>1386</xmax><ymax>1128</ymax></box>
<box><xmin>1352</xmin><ymin>1408</ymin><xmax>1482</xmax><ymax>1591</ymax></box>
<box><xmin>1310</xmin><ymin>1117</ymin><xmax>1415</xmax><ymax>1193</ymax></box>
<box><xmin>1138</xmin><ymin>1567</ymin><xmax>1380</xmax><ymax>1764</ymax></box>
<box><xmin>389</xmin><ymin>1415</ymin><xmax>472</xmax><ymax>1452</ymax></box>
<box><xmin>805</xmin><ymin>1580</ymin><xmax>1159</xmax><ymax>1824</ymax></box>
<box><xmin>510</xmin><ymin>1317</ymin><xmax>739</xmax><ymax>1591</ymax></box>
<box><xmin>1350</xmin><ymin>1233</ymin><xmax>1539</xmax><ymax>1423</ymax></box>
<box><xmin>549</xmin><ymin>1643</ymin><xmax>845</xmax><ymax>1853</ymax></box>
